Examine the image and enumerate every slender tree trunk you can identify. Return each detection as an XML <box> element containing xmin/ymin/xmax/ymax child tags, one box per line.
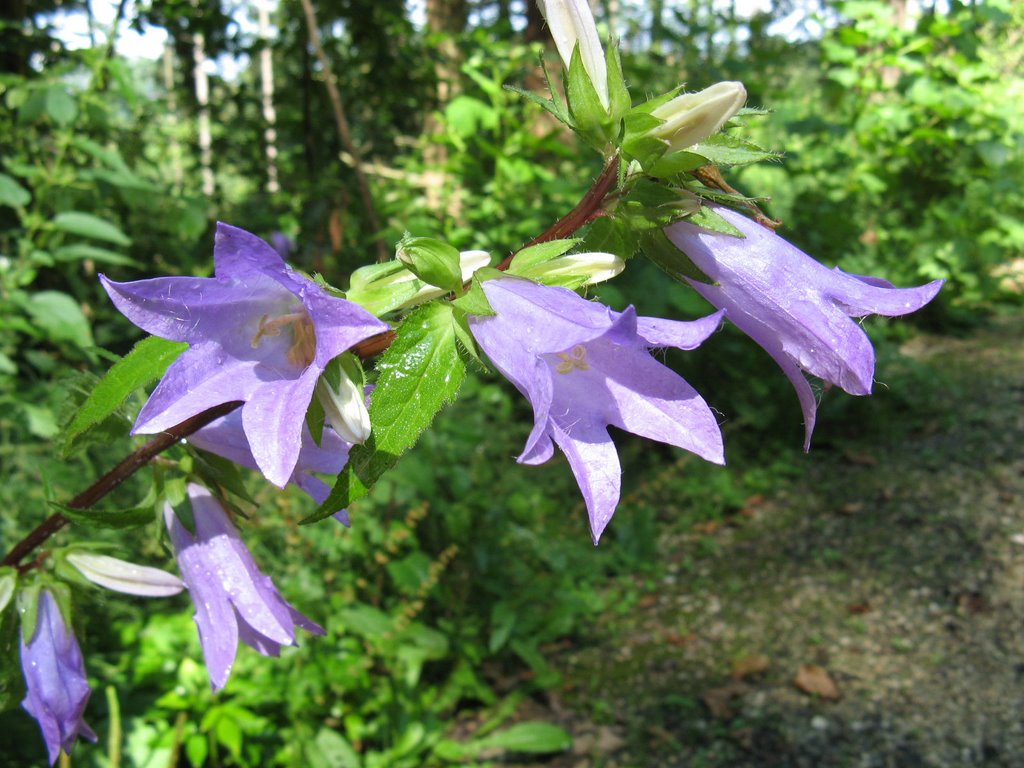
<box><xmin>298</xmin><ymin>0</ymin><xmax>388</xmax><ymax>261</ymax></box>
<box><xmin>258</xmin><ymin>0</ymin><xmax>280</xmax><ymax>194</ymax></box>
<box><xmin>163</xmin><ymin>42</ymin><xmax>184</xmax><ymax>189</ymax></box>
<box><xmin>192</xmin><ymin>29</ymin><xmax>215</xmax><ymax>197</ymax></box>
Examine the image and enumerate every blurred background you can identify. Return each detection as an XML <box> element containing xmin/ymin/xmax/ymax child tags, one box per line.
<box><xmin>1</xmin><ymin>1</ymin><xmax>1022</xmax><ymax>765</ymax></box>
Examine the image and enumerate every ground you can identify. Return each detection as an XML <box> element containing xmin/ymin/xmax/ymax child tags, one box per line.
<box><xmin>522</xmin><ymin>313</ymin><xmax>1024</xmax><ymax>767</ymax></box>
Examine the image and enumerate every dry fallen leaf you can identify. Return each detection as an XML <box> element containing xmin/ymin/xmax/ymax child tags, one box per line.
<box><xmin>839</xmin><ymin>501</ymin><xmax>865</xmax><ymax>515</ymax></box>
<box><xmin>702</xmin><ymin>681</ymin><xmax>749</xmax><ymax>719</ymax></box>
<box><xmin>794</xmin><ymin>664</ymin><xmax>840</xmax><ymax>700</ymax></box>
<box><xmin>731</xmin><ymin>654</ymin><xmax>771</xmax><ymax>680</ymax></box>
<box><xmin>846</xmin><ymin>601</ymin><xmax>872</xmax><ymax>615</ymax></box>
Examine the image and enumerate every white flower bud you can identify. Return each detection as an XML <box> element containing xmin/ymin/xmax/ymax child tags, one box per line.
<box><xmin>650</xmin><ymin>81</ymin><xmax>747</xmax><ymax>154</ymax></box>
<box><xmin>529</xmin><ymin>251</ymin><xmax>625</xmax><ymax>286</ymax></box>
<box><xmin>316</xmin><ymin>370</ymin><xmax>372</xmax><ymax>445</ymax></box>
<box><xmin>66</xmin><ymin>552</ymin><xmax>184</xmax><ymax>597</ymax></box>
<box><xmin>402</xmin><ymin>249</ymin><xmax>492</xmax><ymax>306</ymax></box>
<box><xmin>538</xmin><ymin>0</ymin><xmax>609</xmax><ymax>109</ymax></box>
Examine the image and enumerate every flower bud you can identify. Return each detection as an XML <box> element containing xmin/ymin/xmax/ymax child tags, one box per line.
<box><xmin>650</xmin><ymin>81</ymin><xmax>747</xmax><ymax>154</ymax></box>
<box><xmin>316</xmin><ymin>364</ymin><xmax>371</xmax><ymax>445</ymax></box>
<box><xmin>525</xmin><ymin>251</ymin><xmax>625</xmax><ymax>286</ymax></box>
<box><xmin>402</xmin><ymin>249</ymin><xmax>492</xmax><ymax>306</ymax></box>
<box><xmin>66</xmin><ymin>552</ymin><xmax>184</xmax><ymax>597</ymax></box>
<box><xmin>538</xmin><ymin>0</ymin><xmax>609</xmax><ymax>109</ymax></box>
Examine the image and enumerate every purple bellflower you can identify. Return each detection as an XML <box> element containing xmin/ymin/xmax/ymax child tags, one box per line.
<box><xmin>166</xmin><ymin>483</ymin><xmax>325</xmax><ymax>691</ymax></box>
<box><xmin>189</xmin><ymin>410</ymin><xmax>352</xmax><ymax>524</ymax></box>
<box><xmin>100</xmin><ymin>223</ymin><xmax>388</xmax><ymax>488</ymax></box>
<box><xmin>665</xmin><ymin>206</ymin><xmax>944</xmax><ymax>448</ymax></box>
<box><xmin>468</xmin><ymin>277</ymin><xmax>725</xmax><ymax>543</ymax></box>
<box><xmin>20</xmin><ymin>589</ymin><xmax>97</xmax><ymax>765</ymax></box>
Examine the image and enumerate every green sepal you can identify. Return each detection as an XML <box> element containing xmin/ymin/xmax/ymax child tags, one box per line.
<box><xmin>621</xmin><ymin>111</ymin><xmax>668</xmax><ymax>169</ymax></box>
<box><xmin>686</xmin><ymin>205</ymin><xmax>746</xmax><ymax>237</ymax></box>
<box><xmin>648</xmin><ymin>150</ymin><xmax>709</xmax><ymax>178</ymax></box>
<box><xmin>507</xmin><ymin>239</ymin><xmax>580</xmax><ymax>272</ymax></box>
<box><xmin>450</xmin><ymin>274</ymin><xmax>495</xmax><ymax>316</ymax></box>
<box><xmin>605</xmin><ymin>41</ymin><xmax>631</xmax><ymax>130</ymax></box>
<box><xmin>50</xmin><ymin>500</ymin><xmax>156</xmax><ymax>530</ymax></box>
<box><xmin>640</xmin><ymin>229</ymin><xmax>710</xmax><ymax>283</ymax></box>
<box><xmin>566</xmin><ymin>44</ymin><xmax>609</xmax><ymax>149</ymax></box>
<box><xmin>16</xmin><ymin>582</ymin><xmax>45</xmax><ymax>648</ymax></box>
<box><xmin>347</xmin><ymin>279</ymin><xmax>420</xmax><ymax>317</ymax></box>
<box><xmin>503</xmin><ymin>84</ymin><xmax>574</xmax><ymax>131</ymax></box>
<box><xmin>396</xmin><ymin>234</ymin><xmax>463</xmax><ymax>293</ymax></box>
<box><xmin>451</xmin><ymin>309</ymin><xmax>487</xmax><ymax>369</ymax></box>
<box><xmin>304</xmin><ymin>303</ymin><xmax>467</xmax><ymax>522</ymax></box>
<box><xmin>618</xmin><ymin>179</ymin><xmax>700</xmax><ymax>233</ymax></box>
<box><xmin>63</xmin><ymin>335</ymin><xmax>187</xmax><ymax>456</ymax></box>
<box><xmin>688</xmin><ymin>133</ymin><xmax>782</xmax><ymax>167</ymax></box>
<box><xmin>306</xmin><ymin>387</ymin><xmax>326</xmax><ymax>446</ymax></box>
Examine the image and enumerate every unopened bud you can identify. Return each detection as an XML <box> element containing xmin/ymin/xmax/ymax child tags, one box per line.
<box><xmin>66</xmin><ymin>552</ymin><xmax>184</xmax><ymax>597</ymax></box>
<box><xmin>650</xmin><ymin>81</ymin><xmax>747</xmax><ymax>154</ymax></box>
<box><xmin>538</xmin><ymin>0</ymin><xmax>609</xmax><ymax>109</ymax></box>
<box><xmin>316</xmin><ymin>368</ymin><xmax>371</xmax><ymax>445</ymax></box>
<box><xmin>402</xmin><ymin>249</ymin><xmax>492</xmax><ymax>307</ymax></box>
<box><xmin>522</xmin><ymin>251</ymin><xmax>625</xmax><ymax>286</ymax></box>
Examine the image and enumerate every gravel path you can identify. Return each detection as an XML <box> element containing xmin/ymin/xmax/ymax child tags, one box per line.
<box><xmin>543</xmin><ymin>313</ymin><xmax>1024</xmax><ymax>767</ymax></box>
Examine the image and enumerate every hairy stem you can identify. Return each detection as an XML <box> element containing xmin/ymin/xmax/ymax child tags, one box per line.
<box><xmin>1</xmin><ymin>402</ymin><xmax>242</xmax><ymax>571</ymax></box>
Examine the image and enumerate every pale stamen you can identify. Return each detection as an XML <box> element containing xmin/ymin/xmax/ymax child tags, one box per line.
<box><xmin>555</xmin><ymin>344</ymin><xmax>590</xmax><ymax>374</ymax></box>
<box><xmin>251</xmin><ymin>310</ymin><xmax>317</xmax><ymax>368</ymax></box>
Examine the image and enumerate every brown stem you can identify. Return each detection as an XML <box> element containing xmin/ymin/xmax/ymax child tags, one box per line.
<box><xmin>693</xmin><ymin>165</ymin><xmax>782</xmax><ymax>230</ymax></box>
<box><xmin>497</xmin><ymin>155</ymin><xmax>621</xmax><ymax>270</ymax></box>
<box><xmin>2</xmin><ymin>402</ymin><xmax>242</xmax><ymax>571</ymax></box>
<box><xmin>298</xmin><ymin>0</ymin><xmax>389</xmax><ymax>263</ymax></box>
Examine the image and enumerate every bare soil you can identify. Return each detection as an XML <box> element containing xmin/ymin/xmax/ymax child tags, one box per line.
<box><xmin>535</xmin><ymin>313</ymin><xmax>1024</xmax><ymax>767</ymax></box>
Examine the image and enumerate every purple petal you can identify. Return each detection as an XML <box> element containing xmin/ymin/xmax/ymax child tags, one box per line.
<box><xmin>635</xmin><ymin>309</ymin><xmax>726</xmax><ymax>350</ymax></box>
<box><xmin>241</xmin><ymin>367</ymin><xmax>321</xmax><ymax>487</ymax></box>
<box><xmin>134</xmin><ymin>342</ymin><xmax>266</xmax><ymax>434</ymax></box>
<box><xmin>213</xmin><ymin>222</ymin><xmax>291</xmax><ymax>282</ymax></box>
<box><xmin>550</xmin><ymin>421</ymin><xmax>622</xmax><ymax>544</ymax></box>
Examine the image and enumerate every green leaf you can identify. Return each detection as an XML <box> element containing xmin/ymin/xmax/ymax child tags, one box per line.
<box><xmin>45</xmin><ymin>86</ymin><xmax>77</xmax><ymax>126</ymax></box>
<box><xmin>53</xmin><ymin>243</ymin><xmax>139</xmax><ymax>267</ymax></box>
<box><xmin>0</xmin><ymin>173</ymin><xmax>30</xmax><ymax>208</ymax></box>
<box><xmin>52</xmin><ymin>211</ymin><xmax>131</xmax><ymax>246</ymax></box>
<box><xmin>507</xmin><ymin>239</ymin><xmax>580</xmax><ymax>271</ymax></box>
<box><xmin>605</xmin><ymin>41</ymin><xmax>632</xmax><ymax>125</ymax></box>
<box><xmin>648</xmin><ymin>150</ymin><xmax>710</xmax><ymax>177</ymax></box>
<box><xmin>450</xmin><ymin>277</ymin><xmax>494</xmax><ymax>316</ymax></box>
<box><xmin>503</xmin><ymin>84</ymin><xmax>574</xmax><ymax>129</ymax></box>
<box><xmin>64</xmin><ymin>336</ymin><xmax>187</xmax><ymax>453</ymax></box>
<box><xmin>306</xmin><ymin>728</ymin><xmax>361</xmax><ymax>768</ymax></box>
<box><xmin>50</xmin><ymin>501</ymin><xmax>155</xmax><ymax>530</ymax></box>
<box><xmin>0</xmin><ymin>598</ymin><xmax>26</xmax><ymax>712</ymax></box>
<box><xmin>0</xmin><ymin>571</ymin><xmax>16</xmax><ymax>615</ymax></box>
<box><xmin>25</xmin><ymin>291</ymin><xmax>93</xmax><ymax>348</ymax></box>
<box><xmin>687</xmin><ymin>205</ymin><xmax>745</xmax><ymax>237</ymax></box>
<box><xmin>688</xmin><ymin>133</ymin><xmax>781</xmax><ymax>167</ymax></box>
<box><xmin>306</xmin><ymin>304</ymin><xmax>466</xmax><ymax>521</ymax></box>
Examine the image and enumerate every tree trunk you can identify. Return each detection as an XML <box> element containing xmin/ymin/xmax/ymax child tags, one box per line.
<box><xmin>192</xmin><ymin>29</ymin><xmax>215</xmax><ymax>197</ymax></box>
<box><xmin>258</xmin><ymin>0</ymin><xmax>280</xmax><ymax>194</ymax></box>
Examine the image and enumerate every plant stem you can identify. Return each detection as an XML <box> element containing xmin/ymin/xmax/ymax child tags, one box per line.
<box><xmin>5</xmin><ymin>154</ymin><xmax>627</xmax><ymax>566</ymax></box>
<box><xmin>1</xmin><ymin>402</ymin><xmax>242</xmax><ymax>571</ymax></box>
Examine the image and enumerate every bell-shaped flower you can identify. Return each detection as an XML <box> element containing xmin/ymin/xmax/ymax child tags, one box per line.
<box><xmin>65</xmin><ymin>552</ymin><xmax>184</xmax><ymax>597</ymax></box>
<box><xmin>166</xmin><ymin>483</ymin><xmax>325</xmax><ymax>691</ymax></box>
<box><xmin>189</xmin><ymin>410</ymin><xmax>351</xmax><ymax>524</ymax></box>
<box><xmin>538</xmin><ymin>0</ymin><xmax>609</xmax><ymax>109</ymax></box>
<box><xmin>468</xmin><ymin>277</ymin><xmax>724</xmax><ymax>543</ymax></box>
<box><xmin>649</xmin><ymin>81</ymin><xmax>747</xmax><ymax>154</ymax></box>
<box><xmin>100</xmin><ymin>223</ymin><xmax>388</xmax><ymax>488</ymax></box>
<box><xmin>20</xmin><ymin>589</ymin><xmax>97</xmax><ymax>765</ymax></box>
<box><xmin>665</xmin><ymin>206</ymin><xmax>943</xmax><ymax>448</ymax></box>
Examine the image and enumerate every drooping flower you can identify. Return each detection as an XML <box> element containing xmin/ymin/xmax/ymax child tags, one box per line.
<box><xmin>100</xmin><ymin>223</ymin><xmax>388</xmax><ymax>488</ymax></box>
<box><xmin>166</xmin><ymin>483</ymin><xmax>325</xmax><ymax>691</ymax></box>
<box><xmin>649</xmin><ymin>81</ymin><xmax>747</xmax><ymax>154</ymax></box>
<box><xmin>665</xmin><ymin>206</ymin><xmax>944</xmax><ymax>448</ymax></box>
<box><xmin>189</xmin><ymin>410</ymin><xmax>351</xmax><ymax>524</ymax></box>
<box><xmin>538</xmin><ymin>0</ymin><xmax>609</xmax><ymax>109</ymax></box>
<box><xmin>468</xmin><ymin>277</ymin><xmax>725</xmax><ymax>543</ymax></box>
<box><xmin>20</xmin><ymin>589</ymin><xmax>97</xmax><ymax>765</ymax></box>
